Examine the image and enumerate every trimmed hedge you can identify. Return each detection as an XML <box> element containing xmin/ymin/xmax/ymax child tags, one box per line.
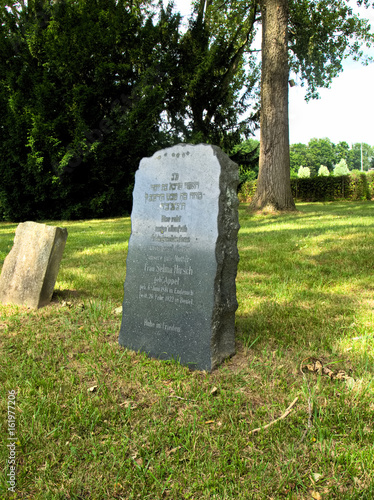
<box><xmin>239</xmin><ymin>172</ymin><xmax>374</xmax><ymax>203</ymax></box>
<box><xmin>368</xmin><ymin>171</ymin><xmax>374</xmax><ymax>198</ymax></box>
<box><xmin>291</xmin><ymin>173</ymin><xmax>373</xmax><ymax>202</ymax></box>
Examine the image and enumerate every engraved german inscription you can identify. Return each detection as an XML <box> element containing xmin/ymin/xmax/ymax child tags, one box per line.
<box><xmin>119</xmin><ymin>143</ymin><xmax>239</xmax><ymax>371</ymax></box>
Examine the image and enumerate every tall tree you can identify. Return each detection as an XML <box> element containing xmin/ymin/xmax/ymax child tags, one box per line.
<box><xmin>250</xmin><ymin>0</ymin><xmax>295</xmax><ymax>211</ymax></box>
<box><xmin>0</xmin><ymin>0</ymin><xmax>182</xmax><ymax>220</ymax></box>
<box><xmin>0</xmin><ymin>0</ymin><xmax>262</xmax><ymax>220</ymax></box>
<box><xmin>249</xmin><ymin>0</ymin><xmax>374</xmax><ymax>210</ymax></box>
<box><xmin>289</xmin><ymin>142</ymin><xmax>309</xmax><ymax>176</ymax></box>
<box><xmin>1</xmin><ymin>0</ymin><xmax>373</xmax><ymax>219</ymax></box>
<box><xmin>184</xmin><ymin>0</ymin><xmax>373</xmax><ymax>210</ymax></box>
<box><xmin>348</xmin><ymin>142</ymin><xmax>373</xmax><ymax>171</ymax></box>
<box><xmin>307</xmin><ymin>138</ymin><xmax>335</xmax><ymax>174</ymax></box>
<box><xmin>169</xmin><ymin>0</ymin><xmax>261</xmax><ymax>150</ymax></box>
<box><xmin>335</xmin><ymin>141</ymin><xmax>350</xmax><ymax>164</ymax></box>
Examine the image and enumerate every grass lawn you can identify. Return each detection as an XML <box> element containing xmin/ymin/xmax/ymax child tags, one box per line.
<box><xmin>1</xmin><ymin>201</ymin><xmax>374</xmax><ymax>499</ymax></box>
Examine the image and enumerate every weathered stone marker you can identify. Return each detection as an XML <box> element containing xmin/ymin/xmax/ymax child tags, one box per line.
<box><xmin>119</xmin><ymin>144</ymin><xmax>239</xmax><ymax>371</ymax></box>
<box><xmin>0</xmin><ymin>221</ymin><xmax>68</xmax><ymax>308</ymax></box>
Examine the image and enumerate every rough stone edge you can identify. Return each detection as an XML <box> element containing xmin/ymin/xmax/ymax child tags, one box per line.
<box><xmin>38</xmin><ymin>227</ymin><xmax>68</xmax><ymax>308</ymax></box>
<box><xmin>119</xmin><ymin>143</ymin><xmax>239</xmax><ymax>371</ymax></box>
<box><xmin>210</xmin><ymin>145</ymin><xmax>240</xmax><ymax>370</ymax></box>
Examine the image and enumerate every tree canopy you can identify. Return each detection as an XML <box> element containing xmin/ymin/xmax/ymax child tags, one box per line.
<box><xmin>1</xmin><ymin>0</ymin><xmax>184</xmax><ymax>219</ymax></box>
<box><xmin>0</xmin><ymin>0</ymin><xmax>261</xmax><ymax>220</ymax></box>
<box><xmin>290</xmin><ymin>139</ymin><xmax>374</xmax><ymax>175</ymax></box>
<box><xmin>288</xmin><ymin>0</ymin><xmax>374</xmax><ymax>100</ymax></box>
<box><xmin>0</xmin><ymin>0</ymin><xmax>373</xmax><ymax>219</ymax></box>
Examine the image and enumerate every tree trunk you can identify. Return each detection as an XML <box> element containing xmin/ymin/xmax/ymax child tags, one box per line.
<box><xmin>250</xmin><ymin>0</ymin><xmax>296</xmax><ymax>211</ymax></box>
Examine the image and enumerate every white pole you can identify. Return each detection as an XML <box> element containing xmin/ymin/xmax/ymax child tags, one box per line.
<box><xmin>361</xmin><ymin>143</ymin><xmax>363</xmax><ymax>171</ymax></box>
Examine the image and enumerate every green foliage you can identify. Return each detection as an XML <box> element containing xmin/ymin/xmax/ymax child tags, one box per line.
<box><xmin>307</xmin><ymin>138</ymin><xmax>335</xmax><ymax>174</ymax></box>
<box><xmin>0</xmin><ymin>0</ymin><xmax>183</xmax><ymax>221</ymax></box>
<box><xmin>335</xmin><ymin>141</ymin><xmax>350</xmax><ymax>162</ymax></box>
<box><xmin>288</xmin><ymin>0</ymin><xmax>374</xmax><ymax>100</ymax></box>
<box><xmin>333</xmin><ymin>159</ymin><xmax>350</xmax><ymax>176</ymax></box>
<box><xmin>0</xmin><ymin>0</ymin><xmax>263</xmax><ymax>221</ymax></box>
<box><xmin>1</xmin><ymin>0</ymin><xmax>374</xmax><ymax>219</ymax></box>
<box><xmin>290</xmin><ymin>143</ymin><xmax>309</xmax><ymax>175</ymax></box>
<box><xmin>290</xmin><ymin>138</ymin><xmax>336</xmax><ymax>176</ymax></box>
<box><xmin>238</xmin><ymin>179</ymin><xmax>257</xmax><ymax>202</ymax></box>
<box><xmin>291</xmin><ymin>172</ymin><xmax>373</xmax><ymax>201</ymax></box>
<box><xmin>348</xmin><ymin>170</ymin><xmax>371</xmax><ymax>201</ymax></box>
<box><xmin>318</xmin><ymin>165</ymin><xmax>330</xmax><ymax>177</ymax></box>
<box><xmin>347</xmin><ymin>142</ymin><xmax>373</xmax><ymax>171</ymax></box>
<box><xmin>238</xmin><ymin>165</ymin><xmax>257</xmax><ymax>184</ymax></box>
<box><xmin>174</xmin><ymin>0</ymin><xmax>261</xmax><ymax>150</ymax></box>
<box><xmin>297</xmin><ymin>165</ymin><xmax>311</xmax><ymax>178</ymax></box>
<box><xmin>292</xmin><ymin>176</ymin><xmax>349</xmax><ymax>201</ymax></box>
<box><xmin>231</xmin><ymin>138</ymin><xmax>260</xmax><ymax>186</ymax></box>
<box><xmin>290</xmin><ymin>168</ymin><xmax>298</xmax><ymax>179</ymax></box>
<box><xmin>290</xmin><ymin>139</ymin><xmax>374</xmax><ymax>177</ymax></box>
<box><xmin>367</xmin><ymin>171</ymin><xmax>374</xmax><ymax>198</ymax></box>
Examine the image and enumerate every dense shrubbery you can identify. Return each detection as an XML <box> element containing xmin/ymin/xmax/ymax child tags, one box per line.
<box><xmin>291</xmin><ymin>173</ymin><xmax>373</xmax><ymax>202</ymax></box>
<box><xmin>0</xmin><ymin>0</ymin><xmax>257</xmax><ymax>221</ymax></box>
<box><xmin>238</xmin><ymin>179</ymin><xmax>257</xmax><ymax>202</ymax></box>
<box><xmin>239</xmin><ymin>172</ymin><xmax>374</xmax><ymax>203</ymax></box>
<box><xmin>368</xmin><ymin>171</ymin><xmax>374</xmax><ymax>196</ymax></box>
<box><xmin>232</xmin><ymin>139</ymin><xmax>260</xmax><ymax>190</ymax></box>
<box><xmin>291</xmin><ymin>176</ymin><xmax>351</xmax><ymax>201</ymax></box>
<box><xmin>0</xmin><ymin>1</ymin><xmax>175</xmax><ymax>221</ymax></box>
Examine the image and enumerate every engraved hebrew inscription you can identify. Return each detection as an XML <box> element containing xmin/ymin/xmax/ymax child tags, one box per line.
<box><xmin>119</xmin><ymin>143</ymin><xmax>239</xmax><ymax>371</ymax></box>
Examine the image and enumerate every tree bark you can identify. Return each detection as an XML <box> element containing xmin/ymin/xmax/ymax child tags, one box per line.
<box><xmin>250</xmin><ymin>0</ymin><xmax>296</xmax><ymax>211</ymax></box>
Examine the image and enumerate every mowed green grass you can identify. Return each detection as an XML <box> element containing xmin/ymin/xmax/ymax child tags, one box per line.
<box><xmin>0</xmin><ymin>202</ymin><xmax>373</xmax><ymax>499</ymax></box>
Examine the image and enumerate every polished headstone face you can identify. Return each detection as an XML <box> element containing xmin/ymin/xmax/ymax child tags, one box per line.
<box><xmin>0</xmin><ymin>221</ymin><xmax>68</xmax><ymax>309</ymax></box>
<box><xmin>119</xmin><ymin>143</ymin><xmax>239</xmax><ymax>371</ymax></box>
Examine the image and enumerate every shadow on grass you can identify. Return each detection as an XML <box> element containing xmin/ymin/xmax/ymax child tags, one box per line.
<box><xmin>236</xmin><ymin>201</ymin><xmax>374</xmax><ymax>376</ymax></box>
<box><xmin>51</xmin><ymin>289</ymin><xmax>90</xmax><ymax>302</ymax></box>
<box><xmin>236</xmin><ymin>290</ymin><xmax>373</xmax><ymax>380</ymax></box>
<box><xmin>236</xmin><ymin>287</ymin><xmax>360</xmax><ymax>345</ymax></box>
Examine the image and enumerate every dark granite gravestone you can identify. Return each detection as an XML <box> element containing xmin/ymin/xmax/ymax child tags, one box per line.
<box><xmin>119</xmin><ymin>143</ymin><xmax>239</xmax><ymax>371</ymax></box>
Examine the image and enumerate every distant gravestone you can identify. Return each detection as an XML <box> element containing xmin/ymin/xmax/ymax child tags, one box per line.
<box><xmin>119</xmin><ymin>144</ymin><xmax>240</xmax><ymax>371</ymax></box>
<box><xmin>0</xmin><ymin>221</ymin><xmax>68</xmax><ymax>309</ymax></box>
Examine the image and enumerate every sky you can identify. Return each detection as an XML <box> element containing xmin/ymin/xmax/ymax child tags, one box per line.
<box><xmin>173</xmin><ymin>0</ymin><xmax>374</xmax><ymax>147</ymax></box>
<box><xmin>288</xmin><ymin>56</ymin><xmax>374</xmax><ymax>146</ymax></box>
